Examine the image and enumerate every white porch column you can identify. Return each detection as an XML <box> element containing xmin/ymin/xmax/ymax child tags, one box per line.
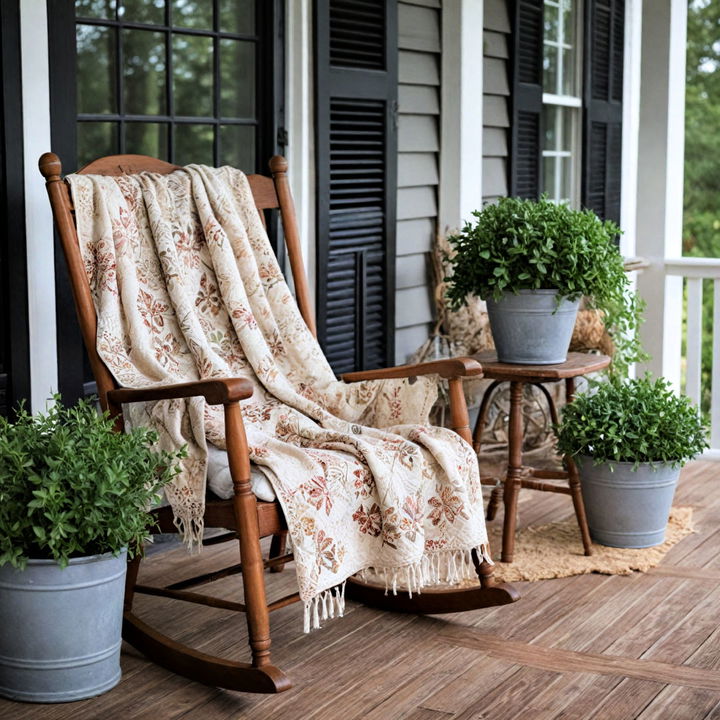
<box><xmin>635</xmin><ymin>0</ymin><xmax>686</xmax><ymax>391</ymax></box>
<box><xmin>20</xmin><ymin>0</ymin><xmax>57</xmax><ymax>411</ymax></box>
<box><xmin>438</xmin><ymin>0</ymin><xmax>485</xmax><ymax>232</ymax></box>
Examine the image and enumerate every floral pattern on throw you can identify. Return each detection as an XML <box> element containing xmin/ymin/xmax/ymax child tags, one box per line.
<box><xmin>68</xmin><ymin>166</ymin><xmax>490</xmax><ymax>624</ymax></box>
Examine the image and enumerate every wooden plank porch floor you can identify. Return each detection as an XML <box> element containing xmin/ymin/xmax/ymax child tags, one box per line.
<box><xmin>3</xmin><ymin>460</ymin><xmax>720</xmax><ymax>720</ymax></box>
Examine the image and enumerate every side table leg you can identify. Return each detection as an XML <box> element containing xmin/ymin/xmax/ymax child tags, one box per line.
<box><xmin>501</xmin><ymin>381</ymin><xmax>524</xmax><ymax>563</ymax></box>
<box><xmin>567</xmin><ymin>454</ymin><xmax>593</xmax><ymax>556</ymax></box>
<box><xmin>565</xmin><ymin>377</ymin><xmax>593</xmax><ymax>556</ymax></box>
<box><xmin>473</xmin><ymin>380</ymin><xmax>502</xmax><ymax>454</ymax></box>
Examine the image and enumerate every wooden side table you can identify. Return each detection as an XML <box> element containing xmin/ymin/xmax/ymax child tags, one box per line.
<box><xmin>472</xmin><ymin>351</ymin><xmax>611</xmax><ymax>563</ymax></box>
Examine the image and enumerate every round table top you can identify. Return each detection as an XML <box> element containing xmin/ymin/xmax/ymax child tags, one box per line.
<box><xmin>472</xmin><ymin>350</ymin><xmax>611</xmax><ymax>380</ymax></box>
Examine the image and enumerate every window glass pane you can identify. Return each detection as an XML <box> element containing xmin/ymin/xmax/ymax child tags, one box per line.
<box><xmin>121</xmin><ymin>0</ymin><xmax>165</xmax><ymax>24</ymax></box>
<box><xmin>76</xmin><ymin>0</ymin><xmax>116</xmax><ymax>20</ymax></box>
<box><xmin>562</xmin><ymin>48</ymin><xmax>576</xmax><ymax>95</ymax></box>
<box><xmin>562</xmin><ymin>0</ymin><xmax>575</xmax><ymax>43</ymax></box>
<box><xmin>219</xmin><ymin>0</ymin><xmax>255</xmax><ymax>35</ymax></box>
<box><xmin>125</xmin><ymin>122</ymin><xmax>169</xmax><ymax>159</ymax></box>
<box><xmin>544</xmin><ymin>105</ymin><xmax>557</xmax><ymax>150</ymax></box>
<box><xmin>220</xmin><ymin>40</ymin><xmax>255</xmax><ymax>118</ymax></box>
<box><xmin>543</xmin><ymin>155</ymin><xmax>556</xmax><ymax>200</ymax></box>
<box><xmin>544</xmin><ymin>4</ymin><xmax>559</xmax><ymax>43</ymax></box>
<box><xmin>172</xmin><ymin>0</ymin><xmax>213</xmax><ymax>30</ymax></box>
<box><xmin>174</xmin><ymin>124</ymin><xmax>214</xmax><ymax>165</ymax></box>
<box><xmin>123</xmin><ymin>30</ymin><xmax>167</xmax><ymax>115</ymax></box>
<box><xmin>78</xmin><ymin>122</ymin><xmax>118</xmax><ymax>167</ymax></box>
<box><xmin>173</xmin><ymin>34</ymin><xmax>214</xmax><ymax>117</ymax></box>
<box><xmin>543</xmin><ymin>45</ymin><xmax>558</xmax><ymax>95</ymax></box>
<box><xmin>220</xmin><ymin>125</ymin><xmax>255</xmax><ymax>170</ymax></box>
<box><xmin>77</xmin><ymin>25</ymin><xmax>117</xmax><ymax>114</ymax></box>
<box><xmin>561</xmin><ymin>156</ymin><xmax>572</xmax><ymax>202</ymax></box>
<box><xmin>561</xmin><ymin>106</ymin><xmax>573</xmax><ymax>151</ymax></box>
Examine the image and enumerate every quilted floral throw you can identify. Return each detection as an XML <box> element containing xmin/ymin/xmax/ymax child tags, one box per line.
<box><xmin>68</xmin><ymin>166</ymin><xmax>490</xmax><ymax>630</ymax></box>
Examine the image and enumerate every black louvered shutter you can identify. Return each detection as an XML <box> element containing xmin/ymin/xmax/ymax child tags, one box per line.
<box><xmin>510</xmin><ymin>0</ymin><xmax>544</xmax><ymax>198</ymax></box>
<box><xmin>315</xmin><ymin>0</ymin><xmax>398</xmax><ymax>375</ymax></box>
<box><xmin>582</xmin><ymin>0</ymin><xmax>624</xmax><ymax>222</ymax></box>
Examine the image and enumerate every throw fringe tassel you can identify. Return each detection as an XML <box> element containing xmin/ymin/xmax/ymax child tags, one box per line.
<box><xmin>173</xmin><ymin>512</ymin><xmax>205</xmax><ymax>553</ymax></box>
<box><xmin>304</xmin><ymin>545</ymin><xmax>491</xmax><ymax>633</ymax></box>
<box><xmin>304</xmin><ymin>580</ymin><xmax>347</xmax><ymax>633</ymax></box>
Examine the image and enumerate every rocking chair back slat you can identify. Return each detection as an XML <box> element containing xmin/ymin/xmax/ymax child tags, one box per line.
<box><xmin>77</xmin><ymin>154</ymin><xmax>179</xmax><ymax>176</ymax></box>
<box><xmin>38</xmin><ymin>151</ymin><xmax>317</xmax><ymax>414</ymax></box>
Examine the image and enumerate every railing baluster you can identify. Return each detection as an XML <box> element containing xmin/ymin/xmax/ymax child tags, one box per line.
<box><xmin>686</xmin><ymin>277</ymin><xmax>703</xmax><ymax>407</ymax></box>
<box><xmin>664</xmin><ymin>259</ymin><xmax>720</xmax><ymax>457</ymax></box>
<box><xmin>712</xmin><ymin>280</ymin><xmax>720</xmax><ymax>448</ymax></box>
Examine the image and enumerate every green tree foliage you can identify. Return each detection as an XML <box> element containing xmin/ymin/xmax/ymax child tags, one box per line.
<box><xmin>683</xmin><ymin>0</ymin><xmax>720</xmax><ymax>412</ymax></box>
<box><xmin>685</xmin><ymin>0</ymin><xmax>720</xmax><ymax>257</ymax></box>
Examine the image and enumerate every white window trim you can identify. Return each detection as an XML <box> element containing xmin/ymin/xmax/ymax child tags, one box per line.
<box><xmin>542</xmin><ymin>93</ymin><xmax>582</xmax><ymax>107</ymax></box>
<box><xmin>21</xmin><ymin>0</ymin><xmax>57</xmax><ymax>412</ymax></box>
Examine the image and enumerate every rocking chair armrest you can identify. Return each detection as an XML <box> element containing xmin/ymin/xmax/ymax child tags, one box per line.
<box><xmin>341</xmin><ymin>357</ymin><xmax>483</xmax><ymax>383</ymax></box>
<box><xmin>107</xmin><ymin>378</ymin><xmax>254</xmax><ymax>406</ymax></box>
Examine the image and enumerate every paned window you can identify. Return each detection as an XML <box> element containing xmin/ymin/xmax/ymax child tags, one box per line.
<box><xmin>511</xmin><ymin>0</ymin><xmax>624</xmax><ymax>222</ymax></box>
<box><xmin>49</xmin><ymin>0</ymin><xmax>283</xmax><ymax>405</ymax></box>
<box><xmin>73</xmin><ymin>0</ymin><xmax>269</xmax><ymax>170</ymax></box>
<box><xmin>542</xmin><ymin>0</ymin><xmax>582</xmax><ymax>205</ymax></box>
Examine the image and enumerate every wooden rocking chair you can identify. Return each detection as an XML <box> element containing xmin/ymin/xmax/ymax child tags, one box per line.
<box><xmin>39</xmin><ymin>152</ymin><xmax>520</xmax><ymax>694</ymax></box>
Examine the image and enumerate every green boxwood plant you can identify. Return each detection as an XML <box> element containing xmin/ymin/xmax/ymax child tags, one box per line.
<box><xmin>444</xmin><ymin>195</ymin><xmax>647</xmax><ymax>375</ymax></box>
<box><xmin>0</xmin><ymin>397</ymin><xmax>184</xmax><ymax>569</ymax></box>
<box><xmin>555</xmin><ymin>375</ymin><xmax>708</xmax><ymax>469</ymax></box>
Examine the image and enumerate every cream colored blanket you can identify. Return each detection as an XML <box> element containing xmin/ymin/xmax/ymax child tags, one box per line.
<box><xmin>68</xmin><ymin>166</ymin><xmax>490</xmax><ymax>628</ymax></box>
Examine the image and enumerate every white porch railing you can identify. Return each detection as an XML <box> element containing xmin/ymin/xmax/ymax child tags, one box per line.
<box><xmin>664</xmin><ymin>257</ymin><xmax>720</xmax><ymax>459</ymax></box>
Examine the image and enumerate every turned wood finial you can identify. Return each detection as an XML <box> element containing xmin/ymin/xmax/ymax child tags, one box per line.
<box><xmin>269</xmin><ymin>155</ymin><xmax>288</xmax><ymax>175</ymax></box>
<box><xmin>39</xmin><ymin>152</ymin><xmax>62</xmax><ymax>180</ymax></box>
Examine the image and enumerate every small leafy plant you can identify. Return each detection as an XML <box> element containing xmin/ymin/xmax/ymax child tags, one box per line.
<box><xmin>0</xmin><ymin>397</ymin><xmax>184</xmax><ymax>569</ymax></box>
<box><xmin>555</xmin><ymin>375</ymin><xmax>708</xmax><ymax>468</ymax></box>
<box><xmin>444</xmin><ymin>196</ymin><xmax>647</xmax><ymax>375</ymax></box>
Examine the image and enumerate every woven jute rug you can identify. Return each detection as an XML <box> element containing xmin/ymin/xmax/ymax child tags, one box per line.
<box><xmin>489</xmin><ymin>506</ymin><xmax>694</xmax><ymax>584</ymax></box>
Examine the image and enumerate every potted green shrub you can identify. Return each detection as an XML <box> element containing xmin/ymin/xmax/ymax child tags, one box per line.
<box><xmin>0</xmin><ymin>398</ymin><xmax>181</xmax><ymax>703</ymax></box>
<box><xmin>444</xmin><ymin>195</ymin><xmax>645</xmax><ymax>372</ymax></box>
<box><xmin>555</xmin><ymin>376</ymin><xmax>708</xmax><ymax>548</ymax></box>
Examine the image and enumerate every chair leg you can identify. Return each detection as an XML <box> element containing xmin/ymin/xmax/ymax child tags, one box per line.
<box><xmin>486</xmin><ymin>485</ymin><xmax>503</xmax><ymax>521</ymax></box>
<box><xmin>225</xmin><ymin>403</ymin><xmax>273</xmax><ymax>669</ymax></box>
<box><xmin>124</xmin><ymin>551</ymin><xmax>143</xmax><ymax>612</ymax></box>
<box><xmin>269</xmin><ymin>532</ymin><xmax>288</xmax><ymax>573</ymax></box>
<box><xmin>501</xmin><ymin>381</ymin><xmax>524</xmax><ymax>563</ymax></box>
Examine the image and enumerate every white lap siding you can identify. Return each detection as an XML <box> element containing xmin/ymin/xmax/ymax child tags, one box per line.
<box><xmin>482</xmin><ymin>0</ymin><xmax>511</xmax><ymax>204</ymax></box>
<box><xmin>395</xmin><ymin>0</ymin><xmax>441</xmax><ymax>363</ymax></box>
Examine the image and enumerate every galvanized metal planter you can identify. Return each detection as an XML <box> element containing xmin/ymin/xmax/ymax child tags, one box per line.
<box><xmin>576</xmin><ymin>457</ymin><xmax>680</xmax><ymax>548</ymax></box>
<box><xmin>486</xmin><ymin>289</ymin><xmax>580</xmax><ymax>364</ymax></box>
<box><xmin>0</xmin><ymin>550</ymin><xmax>127</xmax><ymax>703</ymax></box>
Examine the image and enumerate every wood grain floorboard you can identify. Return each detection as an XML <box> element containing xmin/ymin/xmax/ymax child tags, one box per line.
<box><xmin>648</xmin><ymin>564</ymin><xmax>720</xmax><ymax>581</ymax></box>
<box><xmin>1</xmin><ymin>461</ymin><xmax>718</xmax><ymax>720</ymax></box>
<box><xmin>438</xmin><ymin>627</ymin><xmax>720</xmax><ymax>690</ymax></box>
